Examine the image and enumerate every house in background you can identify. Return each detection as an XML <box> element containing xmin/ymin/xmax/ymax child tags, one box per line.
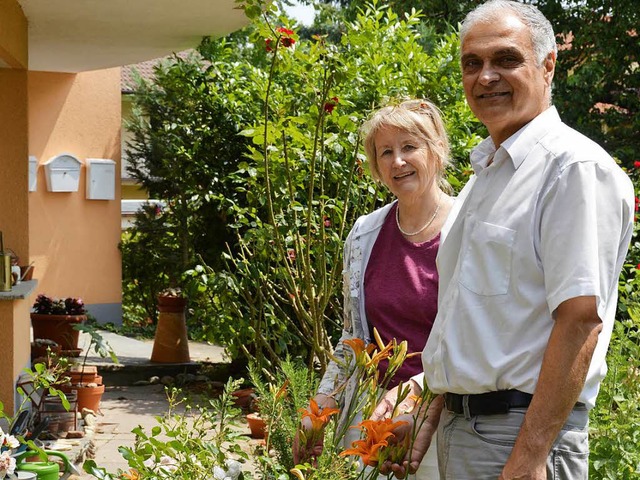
<box><xmin>0</xmin><ymin>0</ymin><xmax>248</xmax><ymax>411</ymax></box>
<box><xmin>120</xmin><ymin>53</ymin><xmax>196</xmax><ymax>229</ymax></box>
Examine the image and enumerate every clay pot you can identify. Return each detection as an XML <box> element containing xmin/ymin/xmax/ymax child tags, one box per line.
<box><xmin>30</xmin><ymin>313</ymin><xmax>86</xmax><ymax>351</ymax></box>
<box><xmin>231</xmin><ymin>388</ymin><xmax>257</xmax><ymax>411</ymax></box>
<box><xmin>31</xmin><ymin>341</ymin><xmax>61</xmax><ymax>362</ymax></box>
<box><xmin>151</xmin><ymin>295</ymin><xmax>190</xmax><ymax>363</ymax></box>
<box><xmin>66</xmin><ymin>365</ymin><xmax>101</xmax><ymax>385</ymax></box>
<box><xmin>61</xmin><ymin>383</ymin><xmax>105</xmax><ymax>413</ymax></box>
<box><xmin>246</xmin><ymin>413</ymin><xmax>267</xmax><ymax>439</ymax></box>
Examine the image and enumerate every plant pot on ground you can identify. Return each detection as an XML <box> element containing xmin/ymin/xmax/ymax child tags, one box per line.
<box><xmin>151</xmin><ymin>287</ymin><xmax>190</xmax><ymax>363</ymax></box>
<box><xmin>30</xmin><ymin>294</ymin><xmax>87</xmax><ymax>352</ymax></box>
<box><xmin>61</xmin><ymin>323</ymin><xmax>118</xmax><ymax>413</ymax></box>
<box><xmin>31</xmin><ymin>339</ymin><xmax>62</xmax><ymax>363</ymax></box>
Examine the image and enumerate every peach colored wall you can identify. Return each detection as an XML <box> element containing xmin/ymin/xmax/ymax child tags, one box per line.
<box><xmin>28</xmin><ymin>68</ymin><xmax>122</xmax><ymax>317</ymax></box>
<box><xmin>0</xmin><ymin>0</ymin><xmax>30</xmax><ymax>411</ymax></box>
<box><xmin>0</xmin><ymin>0</ymin><xmax>27</xmax><ymax>69</ymax></box>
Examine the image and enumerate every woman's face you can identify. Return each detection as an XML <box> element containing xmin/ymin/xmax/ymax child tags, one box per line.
<box><xmin>374</xmin><ymin>125</ymin><xmax>437</xmax><ymax>201</ymax></box>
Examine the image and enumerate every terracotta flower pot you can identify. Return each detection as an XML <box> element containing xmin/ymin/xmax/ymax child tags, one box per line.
<box><xmin>151</xmin><ymin>295</ymin><xmax>190</xmax><ymax>363</ymax></box>
<box><xmin>246</xmin><ymin>413</ymin><xmax>267</xmax><ymax>439</ymax></box>
<box><xmin>31</xmin><ymin>341</ymin><xmax>62</xmax><ymax>362</ymax></box>
<box><xmin>66</xmin><ymin>365</ymin><xmax>101</xmax><ymax>385</ymax></box>
<box><xmin>61</xmin><ymin>383</ymin><xmax>105</xmax><ymax>413</ymax></box>
<box><xmin>231</xmin><ymin>388</ymin><xmax>257</xmax><ymax>410</ymax></box>
<box><xmin>30</xmin><ymin>313</ymin><xmax>86</xmax><ymax>351</ymax></box>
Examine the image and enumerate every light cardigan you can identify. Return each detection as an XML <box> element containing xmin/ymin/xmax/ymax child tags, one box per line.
<box><xmin>316</xmin><ymin>202</ymin><xmax>399</xmax><ymax>425</ymax></box>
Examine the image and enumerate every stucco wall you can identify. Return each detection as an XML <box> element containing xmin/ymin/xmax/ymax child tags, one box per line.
<box><xmin>0</xmin><ymin>0</ymin><xmax>30</xmax><ymax>412</ymax></box>
<box><xmin>28</xmin><ymin>68</ymin><xmax>123</xmax><ymax>323</ymax></box>
<box><xmin>0</xmin><ymin>68</ymin><xmax>29</xmax><ymax>413</ymax></box>
<box><xmin>0</xmin><ymin>0</ymin><xmax>27</xmax><ymax>69</ymax></box>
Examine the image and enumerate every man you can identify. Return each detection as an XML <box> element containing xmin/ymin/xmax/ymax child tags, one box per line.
<box><xmin>380</xmin><ymin>1</ymin><xmax>635</xmax><ymax>478</ymax></box>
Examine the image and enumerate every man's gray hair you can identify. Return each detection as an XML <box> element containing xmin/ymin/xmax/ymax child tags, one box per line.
<box><xmin>460</xmin><ymin>0</ymin><xmax>557</xmax><ymax>66</ymax></box>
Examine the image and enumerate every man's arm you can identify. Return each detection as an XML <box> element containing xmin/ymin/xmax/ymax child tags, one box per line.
<box><xmin>500</xmin><ymin>295</ymin><xmax>601</xmax><ymax>479</ymax></box>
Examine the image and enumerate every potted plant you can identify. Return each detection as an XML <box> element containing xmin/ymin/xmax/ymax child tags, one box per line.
<box><xmin>60</xmin><ymin>323</ymin><xmax>118</xmax><ymax>413</ymax></box>
<box><xmin>30</xmin><ymin>294</ymin><xmax>87</xmax><ymax>355</ymax></box>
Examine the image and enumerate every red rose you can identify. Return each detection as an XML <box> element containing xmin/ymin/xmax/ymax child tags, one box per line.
<box><xmin>276</xmin><ymin>27</ymin><xmax>295</xmax><ymax>48</ymax></box>
<box><xmin>277</xmin><ymin>27</ymin><xmax>294</xmax><ymax>36</ymax></box>
<box><xmin>323</xmin><ymin>96</ymin><xmax>339</xmax><ymax>114</ymax></box>
<box><xmin>634</xmin><ymin>161</ymin><xmax>640</xmax><ymax>168</ymax></box>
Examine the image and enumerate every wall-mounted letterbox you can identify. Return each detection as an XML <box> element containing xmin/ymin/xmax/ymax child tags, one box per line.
<box><xmin>44</xmin><ymin>153</ymin><xmax>82</xmax><ymax>192</ymax></box>
<box><xmin>86</xmin><ymin>158</ymin><xmax>116</xmax><ymax>200</ymax></box>
<box><xmin>29</xmin><ymin>156</ymin><xmax>38</xmax><ymax>192</ymax></box>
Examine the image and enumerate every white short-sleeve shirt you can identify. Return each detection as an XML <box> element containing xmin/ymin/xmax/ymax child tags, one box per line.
<box><xmin>423</xmin><ymin>107</ymin><xmax>635</xmax><ymax>408</ymax></box>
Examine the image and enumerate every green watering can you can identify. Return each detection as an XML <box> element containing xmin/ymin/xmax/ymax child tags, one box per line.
<box><xmin>15</xmin><ymin>450</ymin><xmax>72</xmax><ymax>480</ymax></box>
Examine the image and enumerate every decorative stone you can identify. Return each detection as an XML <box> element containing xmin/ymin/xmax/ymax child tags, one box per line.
<box><xmin>160</xmin><ymin>375</ymin><xmax>174</xmax><ymax>385</ymax></box>
<box><xmin>149</xmin><ymin>376</ymin><xmax>160</xmax><ymax>384</ymax></box>
<box><xmin>66</xmin><ymin>430</ymin><xmax>85</xmax><ymax>438</ymax></box>
<box><xmin>84</xmin><ymin>414</ymin><xmax>97</xmax><ymax>426</ymax></box>
<box><xmin>81</xmin><ymin>407</ymin><xmax>97</xmax><ymax>418</ymax></box>
<box><xmin>134</xmin><ymin>380</ymin><xmax>151</xmax><ymax>386</ymax></box>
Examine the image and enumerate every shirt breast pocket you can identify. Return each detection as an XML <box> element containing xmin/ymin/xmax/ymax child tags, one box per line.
<box><xmin>459</xmin><ymin>221</ymin><xmax>516</xmax><ymax>296</ymax></box>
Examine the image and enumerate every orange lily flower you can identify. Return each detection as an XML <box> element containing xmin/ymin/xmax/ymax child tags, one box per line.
<box><xmin>121</xmin><ymin>469</ymin><xmax>140</xmax><ymax>480</ymax></box>
<box><xmin>366</xmin><ymin>342</ymin><xmax>393</xmax><ymax>369</ymax></box>
<box><xmin>344</xmin><ymin>338</ymin><xmax>376</xmax><ymax>367</ymax></box>
<box><xmin>299</xmin><ymin>398</ymin><xmax>340</xmax><ymax>432</ymax></box>
<box><xmin>340</xmin><ymin>418</ymin><xmax>408</xmax><ymax>467</ymax></box>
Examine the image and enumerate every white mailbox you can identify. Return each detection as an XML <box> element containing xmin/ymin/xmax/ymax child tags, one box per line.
<box><xmin>28</xmin><ymin>156</ymin><xmax>38</xmax><ymax>192</ymax></box>
<box><xmin>44</xmin><ymin>154</ymin><xmax>82</xmax><ymax>192</ymax></box>
<box><xmin>86</xmin><ymin>158</ymin><xmax>116</xmax><ymax>200</ymax></box>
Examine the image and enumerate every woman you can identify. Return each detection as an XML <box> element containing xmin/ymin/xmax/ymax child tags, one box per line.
<box><xmin>294</xmin><ymin>99</ymin><xmax>453</xmax><ymax>479</ymax></box>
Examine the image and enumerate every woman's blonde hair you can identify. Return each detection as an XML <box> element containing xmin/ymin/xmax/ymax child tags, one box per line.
<box><xmin>361</xmin><ymin>99</ymin><xmax>451</xmax><ymax>191</ymax></box>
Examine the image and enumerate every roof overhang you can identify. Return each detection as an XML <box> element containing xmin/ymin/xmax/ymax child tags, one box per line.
<box><xmin>18</xmin><ymin>0</ymin><xmax>250</xmax><ymax>73</ymax></box>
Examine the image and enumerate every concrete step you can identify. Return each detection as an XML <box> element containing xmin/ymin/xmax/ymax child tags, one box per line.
<box><xmin>76</xmin><ymin>330</ymin><xmax>234</xmax><ymax>386</ymax></box>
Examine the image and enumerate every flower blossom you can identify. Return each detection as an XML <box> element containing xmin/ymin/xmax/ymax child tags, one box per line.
<box><xmin>0</xmin><ymin>450</ymin><xmax>16</xmax><ymax>478</ymax></box>
<box><xmin>340</xmin><ymin>418</ymin><xmax>408</xmax><ymax>467</ymax></box>
<box><xmin>343</xmin><ymin>338</ymin><xmax>376</xmax><ymax>368</ymax></box>
<box><xmin>634</xmin><ymin>160</ymin><xmax>640</xmax><ymax>168</ymax></box>
<box><xmin>1</xmin><ymin>431</ymin><xmax>19</xmax><ymax>450</ymax></box>
<box><xmin>143</xmin><ymin>455</ymin><xmax>178</xmax><ymax>475</ymax></box>
<box><xmin>121</xmin><ymin>469</ymin><xmax>141</xmax><ymax>480</ymax></box>
<box><xmin>212</xmin><ymin>459</ymin><xmax>243</xmax><ymax>480</ymax></box>
<box><xmin>277</xmin><ymin>27</ymin><xmax>295</xmax><ymax>47</ymax></box>
<box><xmin>299</xmin><ymin>398</ymin><xmax>340</xmax><ymax>432</ymax></box>
<box><xmin>323</xmin><ymin>97</ymin><xmax>339</xmax><ymax>114</ymax></box>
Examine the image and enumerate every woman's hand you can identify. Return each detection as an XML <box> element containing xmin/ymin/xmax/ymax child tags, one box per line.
<box><xmin>292</xmin><ymin>394</ymin><xmax>338</xmax><ymax>465</ymax></box>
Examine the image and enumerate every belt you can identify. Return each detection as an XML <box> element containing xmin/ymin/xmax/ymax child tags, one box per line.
<box><xmin>444</xmin><ymin>390</ymin><xmax>533</xmax><ymax>417</ymax></box>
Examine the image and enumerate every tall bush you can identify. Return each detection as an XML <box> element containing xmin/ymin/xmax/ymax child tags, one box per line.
<box><xmin>195</xmin><ymin>1</ymin><xmax>481</xmax><ymax>373</ymax></box>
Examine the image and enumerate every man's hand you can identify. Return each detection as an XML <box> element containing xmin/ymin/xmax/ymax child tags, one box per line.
<box><xmin>499</xmin><ymin>461</ymin><xmax>546</xmax><ymax>480</ymax></box>
<box><xmin>379</xmin><ymin>395</ymin><xmax>444</xmax><ymax>479</ymax></box>
<box><xmin>371</xmin><ymin>379</ymin><xmax>422</xmax><ymax>421</ymax></box>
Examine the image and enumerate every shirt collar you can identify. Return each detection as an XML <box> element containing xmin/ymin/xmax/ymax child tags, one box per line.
<box><xmin>470</xmin><ymin>106</ymin><xmax>561</xmax><ymax>173</ymax></box>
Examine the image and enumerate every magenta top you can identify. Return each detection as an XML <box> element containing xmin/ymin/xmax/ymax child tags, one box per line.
<box><xmin>364</xmin><ymin>203</ymin><xmax>440</xmax><ymax>389</ymax></box>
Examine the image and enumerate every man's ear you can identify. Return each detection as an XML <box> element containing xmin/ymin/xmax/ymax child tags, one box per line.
<box><xmin>543</xmin><ymin>51</ymin><xmax>556</xmax><ymax>86</ymax></box>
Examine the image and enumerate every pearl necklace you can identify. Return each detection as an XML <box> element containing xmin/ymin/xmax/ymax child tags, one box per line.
<box><xmin>395</xmin><ymin>195</ymin><xmax>441</xmax><ymax>237</ymax></box>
